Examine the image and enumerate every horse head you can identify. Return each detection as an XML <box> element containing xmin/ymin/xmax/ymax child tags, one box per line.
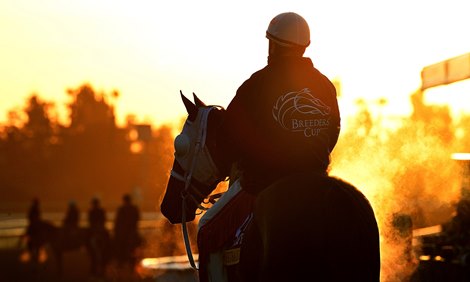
<box><xmin>160</xmin><ymin>91</ymin><xmax>228</xmax><ymax>224</ymax></box>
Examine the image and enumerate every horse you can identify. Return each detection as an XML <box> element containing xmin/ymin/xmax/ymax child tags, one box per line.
<box><xmin>24</xmin><ymin>219</ymin><xmax>111</xmax><ymax>277</ymax></box>
<box><xmin>160</xmin><ymin>92</ymin><xmax>381</xmax><ymax>281</ymax></box>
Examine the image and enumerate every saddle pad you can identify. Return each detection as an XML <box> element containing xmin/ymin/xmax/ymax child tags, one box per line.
<box><xmin>198</xmin><ymin>179</ymin><xmax>242</xmax><ymax>231</ymax></box>
<box><xmin>197</xmin><ymin>180</ymin><xmax>255</xmax><ymax>282</ymax></box>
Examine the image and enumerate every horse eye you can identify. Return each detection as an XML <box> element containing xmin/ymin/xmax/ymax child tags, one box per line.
<box><xmin>174</xmin><ymin>134</ymin><xmax>190</xmax><ymax>157</ymax></box>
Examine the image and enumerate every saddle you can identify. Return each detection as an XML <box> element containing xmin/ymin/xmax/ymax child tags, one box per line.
<box><xmin>197</xmin><ymin>180</ymin><xmax>256</xmax><ymax>282</ymax></box>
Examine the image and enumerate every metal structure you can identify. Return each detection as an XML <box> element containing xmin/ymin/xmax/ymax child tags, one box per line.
<box><xmin>421</xmin><ymin>52</ymin><xmax>470</xmax><ymax>91</ymax></box>
<box><xmin>409</xmin><ymin>54</ymin><xmax>470</xmax><ymax>281</ymax></box>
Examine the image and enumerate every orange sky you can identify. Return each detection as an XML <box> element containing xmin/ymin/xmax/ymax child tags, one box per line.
<box><xmin>1</xmin><ymin>0</ymin><xmax>469</xmax><ymax>128</ymax></box>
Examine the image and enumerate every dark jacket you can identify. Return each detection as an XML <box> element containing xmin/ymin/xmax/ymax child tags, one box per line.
<box><xmin>114</xmin><ymin>203</ymin><xmax>140</xmax><ymax>240</ymax></box>
<box><xmin>219</xmin><ymin>56</ymin><xmax>340</xmax><ymax>194</ymax></box>
<box><xmin>88</xmin><ymin>206</ymin><xmax>106</xmax><ymax>231</ymax></box>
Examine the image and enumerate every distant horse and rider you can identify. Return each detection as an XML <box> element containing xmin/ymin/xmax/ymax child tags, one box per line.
<box><xmin>23</xmin><ymin>195</ymin><xmax>143</xmax><ymax>278</ymax></box>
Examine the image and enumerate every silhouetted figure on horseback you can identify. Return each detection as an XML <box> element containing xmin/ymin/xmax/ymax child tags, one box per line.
<box><xmin>113</xmin><ymin>193</ymin><xmax>141</xmax><ymax>270</ymax></box>
<box><xmin>160</xmin><ymin>11</ymin><xmax>381</xmax><ymax>282</ymax></box>
<box><xmin>23</xmin><ymin>199</ymin><xmax>93</xmax><ymax>276</ymax></box>
<box><xmin>88</xmin><ymin>197</ymin><xmax>106</xmax><ymax>233</ymax></box>
<box><xmin>86</xmin><ymin>197</ymin><xmax>110</xmax><ymax>277</ymax></box>
<box><xmin>25</xmin><ymin>197</ymin><xmax>43</xmax><ymax>263</ymax></box>
<box><xmin>62</xmin><ymin>200</ymin><xmax>81</xmax><ymax>249</ymax></box>
<box><xmin>28</xmin><ymin>197</ymin><xmax>41</xmax><ymax>223</ymax></box>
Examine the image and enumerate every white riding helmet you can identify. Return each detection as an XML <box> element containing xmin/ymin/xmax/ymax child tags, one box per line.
<box><xmin>266</xmin><ymin>12</ymin><xmax>310</xmax><ymax>47</ymax></box>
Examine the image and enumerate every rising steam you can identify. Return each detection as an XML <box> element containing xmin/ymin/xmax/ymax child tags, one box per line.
<box><xmin>330</xmin><ymin>94</ymin><xmax>467</xmax><ymax>281</ymax></box>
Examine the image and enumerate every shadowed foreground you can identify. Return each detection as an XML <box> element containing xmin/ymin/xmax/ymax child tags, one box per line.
<box><xmin>0</xmin><ymin>247</ymin><xmax>198</xmax><ymax>282</ymax></box>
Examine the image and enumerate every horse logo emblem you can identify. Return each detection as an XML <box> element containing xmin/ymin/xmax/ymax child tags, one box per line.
<box><xmin>272</xmin><ymin>88</ymin><xmax>331</xmax><ymax>137</ymax></box>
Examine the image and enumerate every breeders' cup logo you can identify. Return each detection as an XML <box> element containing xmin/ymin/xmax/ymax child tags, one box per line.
<box><xmin>272</xmin><ymin>88</ymin><xmax>331</xmax><ymax>137</ymax></box>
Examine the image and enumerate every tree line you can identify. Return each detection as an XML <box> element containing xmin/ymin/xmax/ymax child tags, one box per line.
<box><xmin>1</xmin><ymin>82</ymin><xmax>469</xmax><ymax>222</ymax></box>
<box><xmin>0</xmin><ymin>83</ymin><xmax>174</xmax><ymax>212</ymax></box>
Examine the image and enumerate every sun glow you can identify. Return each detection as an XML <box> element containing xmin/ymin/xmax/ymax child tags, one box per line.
<box><xmin>1</xmin><ymin>1</ymin><xmax>470</xmax><ymax>127</ymax></box>
<box><xmin>1</xmin><ymin>1</ymin><xmax>470</xmax><ymax>281</ymax></box>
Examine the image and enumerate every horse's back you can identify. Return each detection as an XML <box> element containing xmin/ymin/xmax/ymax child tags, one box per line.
<box><xmin>240</xmin><ymin>172</ymin><xmax>380</xmax><ymax>282</ymax></box>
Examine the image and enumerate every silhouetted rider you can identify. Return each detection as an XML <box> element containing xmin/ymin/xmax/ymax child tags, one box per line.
<box><xmin>218</xmin><ymin>12</ymin><xmax>341</xmax><ymax>195</ymax></box>
<box><xmin>62</xmin><ymin>200</ymin><xmax>80</xmax><ymax>243</ymax></box>
<box><xmin>25</xmin><ymin>197</ymin><xmax>42</xmax><ymax>260</ymax></box>
<box><xmin>113</xmin><ymin>193</ymin><xmax>141</xmax><ymax>266</ymax></box>
<box><xmin>28</xmin><ymin>197</ymin><xmax>41</xmax><ymax>224</ymax></box>
<box><xmin>88</xmin><ymin>197</ymin><xmax>106</xmax><ymax>233</ymax></box>
<box><xmin>87</xmin><ymin>197</ymin><xmax>109</xmax><ymax>277</ymax></box>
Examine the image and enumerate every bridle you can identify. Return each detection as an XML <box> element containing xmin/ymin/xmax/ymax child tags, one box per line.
<box><xmin>170</xmin><ymin>105</ymin><xmax>225</xmax><ymax>270</ymax></box>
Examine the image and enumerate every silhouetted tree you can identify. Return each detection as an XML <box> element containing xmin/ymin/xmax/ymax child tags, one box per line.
<box><xmin>0</xmin><ymin>83</ymin><xmax>177</xmax><ymax>212</ymax></box>
<box><xmin>0</xmin><ymin>95</ymin><xmax>57</xmax><ymax>205</ymax></box>
<box><xmin>67</xmin><ymin>84</ymin><xmax>116</xmax><ymax>132</ymax></box>
<box><xmin>24</xmin><ymin>95</ymin><xmax>53</xmax><ymax>144</ymax></box>
<box><xmin>53</xmin><ymin>84</ymin><xmax>132</xmax><ymax>202</ymax></box>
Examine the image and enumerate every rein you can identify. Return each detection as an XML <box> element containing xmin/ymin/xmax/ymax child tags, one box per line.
<box><xmin>173</xmin><ymin>105</ymin><xmax>223</xmax><ymax>270</ymax></box>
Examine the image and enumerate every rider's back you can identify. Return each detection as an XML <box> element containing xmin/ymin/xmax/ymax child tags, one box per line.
<box><xmin>219</xmin><ymin>56</ymin><xmax>340</xmax><ymax>196</ymax></box>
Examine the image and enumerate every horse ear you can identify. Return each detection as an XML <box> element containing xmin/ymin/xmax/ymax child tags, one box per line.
<box><xmin>193</xmin><ymin>92</ymin><xmax>206</xmax><ymax>107</ymax></box>
<box><xmin>180</xmin><ymin>91</ymin><xmax>197</xmax><ymax>121</ymax></box>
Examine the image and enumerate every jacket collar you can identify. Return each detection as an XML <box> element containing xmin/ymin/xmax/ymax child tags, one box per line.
<box><xmin>267</xmin><ymin>55</ymin><xmax>313</xmax><ymax>67</ymax></box>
